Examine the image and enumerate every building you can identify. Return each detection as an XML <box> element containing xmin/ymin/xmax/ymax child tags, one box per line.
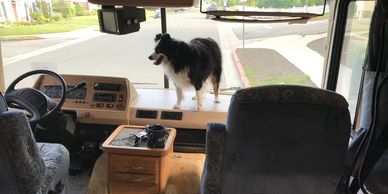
<box><xmin>0</xmin><ymin>0</ymin><xmax>36</xmax><ymax>21</ymax></box>
<box><xmin>0</xmin><ymin>0</ymin><xmax>97</xmax><ymax>22</ymax></box>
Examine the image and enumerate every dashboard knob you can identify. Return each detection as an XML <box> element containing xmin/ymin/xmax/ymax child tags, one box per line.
<box><xmin>85</xmin><ymin>112</ymin><xmax>91</xmax><ymax>118</ymax></box>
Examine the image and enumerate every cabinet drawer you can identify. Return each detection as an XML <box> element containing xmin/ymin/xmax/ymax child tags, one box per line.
<box><xmin>112</xmin><ymin>172</ymin><xmax>157</xmax><ymax>185</ymax></box>
<box><xmin>111</xmin><ymin>154</ymin><xmax>159</xmax><ymax>174</ymax></box>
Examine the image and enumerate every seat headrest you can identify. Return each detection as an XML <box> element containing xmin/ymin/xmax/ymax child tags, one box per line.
<box><xmin>233</xmin><ymin>85</ymin><xmax>348</xmax><ymax>108</ymax></box>
<box><xmin>0</xmin><ymin>93</ymin><xmax>8</xmax><ymax>113</ymax></box>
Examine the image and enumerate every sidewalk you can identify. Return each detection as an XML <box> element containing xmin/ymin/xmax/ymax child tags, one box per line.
<box><xmin>3</xmin><ymin>27</ymin><xmax>103</xmax><ymax>65</ymax></box>
<box><xmin>34</xmin><ymin>26</ymin><xmax>101</xmax><ymax>39</ymax></box>
<box><xmin>228</xmin><ymin>31</ymin><xmax>326</xmax><ymax>88</ymax></box>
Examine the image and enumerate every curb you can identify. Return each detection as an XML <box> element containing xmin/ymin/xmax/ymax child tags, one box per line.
<box><xmin>232</xmin><ymin>48</ymin><xmax>249</xmax><ymax>88</ymax></box>
<box><xmin>1</xmin><ymin>36</ymin><xmax>44</xmax><ymax>41</ymax></box>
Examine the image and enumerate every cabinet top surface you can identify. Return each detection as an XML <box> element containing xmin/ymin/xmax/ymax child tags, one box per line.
<box><xmin>102</xmin><ymin>125</ymin><xmax>176</xmax><ymax>157</ymax></box>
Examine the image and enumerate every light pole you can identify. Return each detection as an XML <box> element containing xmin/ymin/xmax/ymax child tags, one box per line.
<box><xmin>305</xmin><ymin>0</ymin><xmax>308</xmax><ymax>12</ymax></box>
<box><xmin>240</xmin><ymin>0</ymin><xmax>246</xmax><ymax>48</ymax></box>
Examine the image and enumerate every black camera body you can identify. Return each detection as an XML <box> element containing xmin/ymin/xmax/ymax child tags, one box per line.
<box><xmin>97</xmin><ymin>6</ymin><xmax>145</xmax><ymax>35</ymax></box>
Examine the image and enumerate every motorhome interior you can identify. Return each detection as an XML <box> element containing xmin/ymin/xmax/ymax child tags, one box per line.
<box><xmin>0</xmin><ymin>0</ymin><xmax>388</xmax><ymax>194</ymax></box>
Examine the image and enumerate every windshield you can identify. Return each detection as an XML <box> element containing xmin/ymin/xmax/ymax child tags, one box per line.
<box><xmin>1</xmin><ymin>1</ymin><xmax>330</xmax><ymax>92</ymax></box>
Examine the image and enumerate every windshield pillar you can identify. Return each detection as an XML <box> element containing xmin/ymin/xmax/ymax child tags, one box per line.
<box><xmin>0</xmin><ymin>41</ymin><xmax>5</xmax><ymax>92</ymax></box>
<box><xmin>161</xmin><ymin>7</ymin><xmax>169</xmax><ymax>89</ymax></box>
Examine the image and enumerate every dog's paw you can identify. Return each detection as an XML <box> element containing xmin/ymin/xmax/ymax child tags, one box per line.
<box><xmin>173</xmin><ymin>104</ymin><xmax>181</xmax><ymax>109</ymax></box>
<box><xmin>191</xmin><ymin>96</ymin><xmax>197</xmax><ymax>100</ymax></box>
<box><xmin>214</xmin><ymin>98</ymin><xmax>220</xmax><ymax>103</ymax></box>
<box><xmin>196</xmin><ymin>106</ymin><xmax>203</xmax><ymax>111</ymax></box>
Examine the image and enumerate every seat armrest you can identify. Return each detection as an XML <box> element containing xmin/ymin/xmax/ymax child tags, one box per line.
<box><xmin>201</xmin><ymin>122</ymin><xmax>226</xmax><ymax>194</ymax></box>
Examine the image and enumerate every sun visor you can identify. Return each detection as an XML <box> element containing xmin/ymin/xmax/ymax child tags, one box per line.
<box><xmin>88</xmin><ymin>0</ymin><xmax>194</xmax><ymax>7</ymax></box>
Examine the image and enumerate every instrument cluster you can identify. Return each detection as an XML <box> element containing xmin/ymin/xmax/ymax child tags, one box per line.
<box><xmin>35</xmin><ymin>74</ymin><xmax>130</xmax><ymax>111</ymax></box>
<box><xmin>42</xmin><ymin>85</ymin><xmax>87</xmax><ymax>100</ymax></box>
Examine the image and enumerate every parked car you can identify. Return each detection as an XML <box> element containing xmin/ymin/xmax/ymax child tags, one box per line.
<box><xmin>206</xmin><ymin>3</ymin><xmax>217</xmax><ymax>19</ymax></box>
<box><xmin>154</xmin><ymin>9</ymin><xmax>161</xmax><ymax>18</ymax></box>
<box><xmin>175</xmin><ymin>7</ymin><xmax>185</xmax><ymax>12</ymax></box>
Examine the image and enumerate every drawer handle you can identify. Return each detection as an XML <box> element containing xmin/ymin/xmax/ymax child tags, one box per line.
<box><xmin>133</xmin><ymin>178</ymin><xmax>143</xmax><ymax>182</ymax></box>
<box><xmin>122</xmin><ymin>177</ymin><xmax>143</xmax><ymax>182</ymax></box>
<box><xmin>132</xmin><ymin>166</ymin><xmax>142</xmax><ymax>170</ymax></box>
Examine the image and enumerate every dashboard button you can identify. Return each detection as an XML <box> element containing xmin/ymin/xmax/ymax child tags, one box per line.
<box><xmin>85</xmin><ymin>112</ymin><xmax>91</xmax><ymax>118</ymax></box>
<box><xmin>107</xmin><ymin>104</ymin><xmax>114</xmax><ymax>108</ymax></box>
<box><xmin>96</xmin><ymin>103</ymin><xmax>104</xmax><ymax>108</ymax></box>
<box><xmin>116</xmin><ymin>104</ymin><xmax>125</xmax><ymax>109</ymax></box>
<box><xmin>118</xmin><ymin>95</ymin><xmax>124</xmax><ymax>102</ymax></box>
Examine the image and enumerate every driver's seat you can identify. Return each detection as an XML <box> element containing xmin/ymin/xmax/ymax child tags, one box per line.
<box><xmin>0</xmin><ymin>92</ymin><xmax>70</xmax><ymax>194</ymax></box>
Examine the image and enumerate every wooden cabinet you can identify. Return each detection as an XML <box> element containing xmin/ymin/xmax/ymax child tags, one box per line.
<box><xmin>102</xmin><ymin>125</ymin><xmax>176</xmax><ymax>194</ymax></box>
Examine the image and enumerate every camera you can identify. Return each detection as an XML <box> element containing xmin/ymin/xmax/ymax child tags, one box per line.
<box><xmin>98</xmin><ymin>6</ymin><xmax>146</xmax><ymax>35</ymax></box>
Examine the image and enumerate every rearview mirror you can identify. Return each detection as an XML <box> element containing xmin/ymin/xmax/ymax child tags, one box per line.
<box><xmin>200</xmin><ymin>0</ymin><xmax>327</xmax><ymax>22</ymax></box>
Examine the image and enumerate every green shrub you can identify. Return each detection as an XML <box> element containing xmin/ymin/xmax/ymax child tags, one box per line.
<box><xmin>52</xmin><ymin>13</ymin><xmax>63</xmax><ymax>21</ymax></box>
<box><xmin>66</xmin><ymin>7</ymin><xmax>74</xmax><ymax>18</ymax></box>
<box><xmin>52</xmin><ymin>0</ymin><xmax>73</xmax><ymax>18</ymax></box>
<box><xmin>0</xmin><ymin>21</ymin><xmax>12</xmax><ymax>26</ymax></box>
<box><xmin>74</xmin><ymin>4</ymin><xmax>85</xmax><ymax>16</ymax></box>
<box><xmin>89</xmin><ymin>9</ymin><xmax>97</xmax><ymax>16</ymax></box>
<box><xmin>13</xmin><ymin>21</ymin><xmax>37</xmax><ymax>26</ymax></box>
<box><xmin>31</xmin><ymin>12</ymin><xmax>49</xmax><ymax>24</ymax></box>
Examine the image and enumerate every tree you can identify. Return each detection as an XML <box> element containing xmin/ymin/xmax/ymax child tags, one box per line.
<box><xmin>52</xmin><ymin>0</ymin><xmax>73</xmax><ymax>18</ymax></box>
<box><xmin>35</xmin><ymin>0</ymin><xmax>52</xmax><ymax>19</ymax></box>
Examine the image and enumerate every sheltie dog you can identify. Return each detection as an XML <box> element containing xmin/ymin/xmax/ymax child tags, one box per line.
<box><xmin>148</xmin><ymin>33</ymin><xmax>222</xmax><ymax>110</ymax></box>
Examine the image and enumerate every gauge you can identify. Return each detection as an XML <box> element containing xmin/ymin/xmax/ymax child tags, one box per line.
<box><xmin>43</xmin><ymin>85</ymin><xmax>87</xmax><ymax>100</ymax></box>
<box><xmin>42</xmin><ymin>85</ymin><xmax>63</xmax><ymax>98</ymax></box>
<box><xmin>68</xmin><ymin>87</ymin><xmax>87</xmax><ymax>100</ymax></box>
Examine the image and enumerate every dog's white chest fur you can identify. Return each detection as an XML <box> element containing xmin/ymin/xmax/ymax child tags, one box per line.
<box><xmin>161</xmin><ymin>62</ymin><xmax>191</xmax><ymax>88</ymax></box>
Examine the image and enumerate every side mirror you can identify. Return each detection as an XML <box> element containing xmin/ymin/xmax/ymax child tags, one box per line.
<box><xmin>200</xmin><ymin>0</ymin><xmax>327</xmax><ymax>23</ymax></box>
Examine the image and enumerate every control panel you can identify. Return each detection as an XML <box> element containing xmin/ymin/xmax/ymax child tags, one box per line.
<box><xmin>32</xmin><ymin>74</ymin><xmax>230</xmax><ymax>128</ymax></box>
<box><xmin>34</xmin><ymin>75</ymin><xmax>131</xmax><ymax>111</ymax></box>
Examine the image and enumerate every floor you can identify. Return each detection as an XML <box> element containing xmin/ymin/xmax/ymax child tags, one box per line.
<box><xmin>68</xmin><ymin>171</ymin><xmax>90</xmax><ymax>194</ymax></box>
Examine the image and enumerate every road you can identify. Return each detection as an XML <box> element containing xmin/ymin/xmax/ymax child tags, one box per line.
<box><xmin>1</xmin><ymin>8</ymin><xmax>328</xmax><ymax>89</ymax></box>
<box><xmin>231</xmin><ymin>19</ymin><xmax>328</xmax><ymax>41</ymax></box>
<box><xmin>2</xmin><ymin>9</ymin><xmax>221</xmax><ymax>88</ymax></box>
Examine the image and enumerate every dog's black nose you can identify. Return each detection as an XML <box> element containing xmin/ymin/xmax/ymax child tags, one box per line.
<box><xmin>148</xmin><ymin>55</ymin><xmax>153</xmax><ymax>60</ymax></box>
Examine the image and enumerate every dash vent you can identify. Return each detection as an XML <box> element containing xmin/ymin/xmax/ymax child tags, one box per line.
<box><xmin>161</xmin><ymin>111</ymin><xmax>182</xmax><ymax>120</ymax></box>
<box><xmin>136</xmin><ymin>110</ymin><xmax>158</xmax><ymax>119</ymax></box>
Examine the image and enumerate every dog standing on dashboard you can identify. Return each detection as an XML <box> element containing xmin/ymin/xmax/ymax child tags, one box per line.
<box><xmin>148</xmin><ymin>33</ymin><xmax>222</xmax><ymax>111</ymax></box>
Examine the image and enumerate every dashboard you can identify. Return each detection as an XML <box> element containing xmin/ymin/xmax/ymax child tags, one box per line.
<box><xmin>34</xmin><ymin>74</ymin><xmax>231</xmax><ymax>129</ymax></box>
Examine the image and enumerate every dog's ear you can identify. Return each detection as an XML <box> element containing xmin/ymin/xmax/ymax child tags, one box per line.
<box><xmin>162</xmin><ymin>33</ymin><xmax>171</xmax><ymax>40</ymax></box>
<box><xmin>155</xmin><ymin>33</ymin><xmax>163</xmax><ymax>41</ymax></box>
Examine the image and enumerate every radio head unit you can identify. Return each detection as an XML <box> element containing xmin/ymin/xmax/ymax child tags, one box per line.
<box><xmin>93</xmin><ymin>93</ymin><xmax>117</xmax><ymax>102</ymax></box>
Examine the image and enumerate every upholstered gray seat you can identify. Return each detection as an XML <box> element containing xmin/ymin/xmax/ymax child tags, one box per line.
<box><xmin>0</xmin><ymin>92</ymin><xmax>69</xmax><ymax>194</ymax></box>
<box><xmin>201</xmin><ymin>85</ymin><xmax>351</xmax><ymax>194</ymax></box>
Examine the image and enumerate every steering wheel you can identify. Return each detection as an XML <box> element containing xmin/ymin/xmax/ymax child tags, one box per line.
<box><xmin>4</xmin><ymin>70</ymin><xmax>67</xmax><ymax>123</ymax></box>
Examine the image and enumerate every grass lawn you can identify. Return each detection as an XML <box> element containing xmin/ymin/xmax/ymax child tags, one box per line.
<box><xmin>244</xmin><ymin>66</ymin><xmax>311</xmax><ymax>86</ymax></box>
<box><xmin>0</xmin><ymin>15</ymin><xmax>98</xmax><ymax>37</ymax></box>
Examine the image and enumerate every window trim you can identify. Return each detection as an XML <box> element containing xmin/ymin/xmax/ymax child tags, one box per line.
<box><xmin>325</xmin><ymin>0</ymin><xmax>353</xmax><ymax>91</ymax></box>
